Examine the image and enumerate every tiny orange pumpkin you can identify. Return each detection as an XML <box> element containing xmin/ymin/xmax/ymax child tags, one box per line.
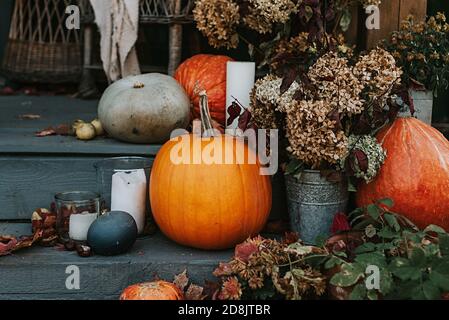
<box><xmin>120</xmin><ymin>281</ymin><xmax>184</xmax><ymax>300</ymax></box>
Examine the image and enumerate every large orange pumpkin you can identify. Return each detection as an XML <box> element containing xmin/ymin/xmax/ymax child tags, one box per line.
<box><xmin>120</xmin><ymin>281</ymin><xmax>184</xmax><ymax>300</ymax></box>
<box><xmin>357</xmin><ymin>117</ymin><xmax>449</xmax><ymax>230</ymax></box>
<box><xmin>174</xmin><ymin>54</ymin><xmax>233</xmax><ymax>126</ymax></box>
<box><xmin>150</xmin><ymin>91</ymin><xmax>272</xmax><ymax>250</ymax></box>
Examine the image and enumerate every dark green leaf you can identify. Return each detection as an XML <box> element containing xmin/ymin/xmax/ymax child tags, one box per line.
<box><xmin>430</xmin><ymin>270</ymin><xmax>449</xmax><ymax>291</ymax></box>
<box><xmin>377</xmin><ymin>227</ymin><xmax>398</xmax><ymax>239</ymax></box>
<box><xmin>384</xmin><ymin>214</ymin><xmax>400</xmax><ymax>232</ymax></box>
<box><xmin>410</xmin><ymin>248</ymin><xmax>426</xmax><ymax>268</ymax></box>
<box><xmin>377</xmin><ymin>198</ymin><xmax>394</xmax><ymax>208</ymax></box>
<box><xmin>349</xmin><ymin>283</ymin><xmax>366</xmax><ymax>300</ymax></box>
<box><xmin>333</xmin><ymin>251</ymin><xmax>348</xmax><ymax>259</ymax></box>
<box><xmin>367</xmin><ymin>204</ymin><xmax>380</xmax><ymax>220</ymax></box>
<box><xmin>380</xmin><ymin>270</ymin><xmax>394</xmax><ymax>295</ymax></box>
<box><xmin>434</xmin><ymin>259</ymin><xmax>449</xmax><ymax>275</ymax></box>
<box><xmin>354</xmin><ymin>251</ymin><xmax>387</xmax><ymax>268</ymax></box>
<box><xmin>424</xmin><ymin>224</ymin><xmax>447</xmax><ymax>235</ymax></box>
<box><xmin>330</xmin><ymin>263</ymin><xmax>365</xmax><ymax>287</ymax></box>
<box><xmin>423</xmin><ymin>280</ymin><xmax>441</xmax><ymax>300</ymax></box>
<box><xmin>375</xmin><ymin>242</ymin><xmax>396</xmax><ymax>251</ymax></box>
<box><xmin>348</xmin><ymin>207</ymin><xmax>364</xmax><ymax>218</ymax></box>
<box><xmin>395</xmin><ymin>267</ymin><xmax>422</xmax><ymax>281</ymax></box>
<box><xmin>324</xmin><ymin>256</ymin><xmax>341</xmax><ymax>269</ymax></box>
<box><xmin>353</xmin><ymin>219</ymin><xmax>375</xmax><ymax>231</ymax></box>
<box><xmin>285</xmin><ymin>158</ymin><xmax>302</xmax><ymax>176</ymax></box>
<box><xmin>367</xmin><ymin>290</ymin><xmax>379</xmax><ymax>300</ymax></box>
<box><xmin>393</xmin><ymin>280</ymin><xmax>421</xmax><ymax>299</ymax></box>
<box><xmin>389</xmin><ymin>258</ymin><xmax>422</xmax><ymax>281</ymax></box>
<box><xmin>314</xmin><ymin>235</ymin><xmax>328</xmax><ymax>247</ymax></box>
<box><xmin>439</xmin><ymin>234</ymin><xmax>449</xmax><ymax>256</ymax></box>
<box><xmin>354</xmin><ymin>242</ymin><xmax>377</xmax><ymax>254</ymax></box>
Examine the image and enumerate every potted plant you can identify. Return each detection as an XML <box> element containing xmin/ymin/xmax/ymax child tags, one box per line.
<box><xmin>248</xmin><ymin>43</ymin><xmax>401</xmax><ymax>244</ymax></box>
<box><xmin>384</xmin><ymin>13</ymin><xmax>449</xmax><ymax>124</ymax></box>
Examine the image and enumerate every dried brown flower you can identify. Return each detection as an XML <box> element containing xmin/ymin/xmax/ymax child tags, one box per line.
<box><xmin>353</xmin><ymin>47</ymin><xmax>402</xmax><ymax>102</ymax></box>
<box><xmin>214</xmin><ymin>236</ymin><xmax>327</xmax><ymax>300</ymax></box>
<box><xmin>308</xmin><ymin>52</ymin><xmax>364</xmax><ymax>115</ymax></box>
<box><xmin>283</xmin><ymin>100</ymin><xmax>349</xmax><ymax>168</ymax></box>
<box><xmin>193</xmin><ymin>0</ymin><xmax>240</xmax><ymax>49</ymax></box>
<box><xmin>249</xmin><ymin>74</ymin><xmax>300</xmax><ymax>130</ymax></box>
<box><xmin>243</xmin><ymin>0</ymin><xmax>298</xmax><ymax>34</ymax></box>
<box><xmin>218</xmin><ymin>277</ymin><xmax>242</xmax><ymax>300</ymax></box>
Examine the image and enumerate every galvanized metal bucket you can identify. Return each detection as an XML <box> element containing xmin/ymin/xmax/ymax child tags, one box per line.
<box><xmin>410</xmin><ymin>89</ymin><xmax>434</xmax><ymax>125</ymax></box>
<box><xmin>285</xmin><ymin>170</ymin><xmax>348</xmax><ymax>244</ymax></box>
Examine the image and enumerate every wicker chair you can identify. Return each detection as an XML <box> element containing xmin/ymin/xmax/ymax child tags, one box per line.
<box><xmin>2</xmin><ymin>0</ymin><xmax>84</xmax><ymax>83</ymax></box>
<box><xmin>78</xmin><ymin>0</ymin><xmax>194</xmax><ymax>96</ymax></box>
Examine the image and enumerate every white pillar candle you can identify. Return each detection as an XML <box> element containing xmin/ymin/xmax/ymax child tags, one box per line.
<box><xmin>69</xmin><ymin>212</ymin><xmax>98</xmax><ymax>241</ymax></box>
<box><xmin>110</xmin><ymin>169</ymin><xmax>147</xmax><ymax>234</ymax></box>
<box><xmin>226</xmin><ymin>61</ymin><xmax>256</xmax><ymax>130</ymax></box>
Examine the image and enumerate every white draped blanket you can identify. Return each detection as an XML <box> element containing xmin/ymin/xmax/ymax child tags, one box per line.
<box><xmin>89</xmin><ymin>0</ymin><xmax>141</xmax><ymax>82</ymax></box>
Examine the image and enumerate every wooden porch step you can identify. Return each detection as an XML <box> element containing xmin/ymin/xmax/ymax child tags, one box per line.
<box><xmin>0</xmin><ymin>223</ymin><xmax>232</xmax><ymax>300</ymax></box>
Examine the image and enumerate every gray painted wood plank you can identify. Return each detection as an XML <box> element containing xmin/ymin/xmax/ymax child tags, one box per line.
<box><xmin>0</xmin><ymin>135</ymin><xmax>162</xmax><ymax>155</ymax></box>
<box><xmin>0</xmin><ymin>222</ymin><xmax>31</xmax><ymax>236</ymax></box>
<box><xmin>0</xmin><ymin>230</ymin><xmax>232</xmax><ymax>300</ymax></box>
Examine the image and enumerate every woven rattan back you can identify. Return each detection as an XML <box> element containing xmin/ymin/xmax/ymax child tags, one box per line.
<box><xmin>2</xmin><ymin>0</ymin><xmax>83</xmax><ymax>83</ymax></box>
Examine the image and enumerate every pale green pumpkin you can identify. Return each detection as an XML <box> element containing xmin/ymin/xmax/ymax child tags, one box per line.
<box><xmin>98</xmin><ymin>73</ymin><xmax>190</xmax><ymax>144</ymax></box>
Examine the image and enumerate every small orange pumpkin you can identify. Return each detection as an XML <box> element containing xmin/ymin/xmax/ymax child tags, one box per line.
<box><xmin>150</xmin><ymin>91</ymin><xmax>272</xmax><ymax>250</ymax></box>
<box><xmin>120</xmin><ymin>281</ymin><xmax>184</xmax><ymax>300</ymax></box>
<box><xmin>357</xmin><ymin>117</ymin><xmax>449</xmax><ymax>230</ymax></box>
<box><xmin>174</xmin><ymin>54</ymin><xmax>233</xmax><ymax>126</ymax></box>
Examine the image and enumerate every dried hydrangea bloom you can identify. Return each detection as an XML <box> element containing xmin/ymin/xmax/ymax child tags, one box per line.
<box><xmin>353</xmin><ymin>48</ymin><xmax>402</xmax><ymax>101</ymax></box>
<box><xmin>249</xmin><ymin>0</ymin><xmax>298</xmax><ymax>24</ymax></box>
<box><xmin>343</xmin><ymin>135</ymin><xmax>387</xmax><ymax>182</ymax></box>
<box><xmin>249</xmin><ymin>74</ymin><xmax>300</xmax><ymax>129</ymax></box>
<box><xmin>243</xmin><ymin>0</ymin><xmax>298</xmax><ymax>34</ymax></box>
<box><xmin>243</xmin><ymin>6</ymin><xmax>273</xmax><ymax>34</ymax></box>
<box><xmin>284</xmin><ymin>100</ymin><xmax>349</xmax><ymax>168</ymax></box>
<box><xmin>274</xmin><ymin>32</ymin><xmax>315</xmax><ymax>60</ymax></box>
<box><xmin>193</xmin><ymin>0</ymin><xmax>240</xmax><ymax>49</ymax></box>
<box><xmin>308</xmin><ymin>52</ymin><xmax>364</xmax><ymax>115</ymax></box>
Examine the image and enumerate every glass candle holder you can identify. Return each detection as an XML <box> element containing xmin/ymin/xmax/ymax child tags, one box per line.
<box><xmin>94</xmin><ymin>157</ymin><xmax>153</xmax><ymax>235</ymax></box>
<box><xmin>55</xmin><ymin>191</ymin><xmax>100</xmax><ymax>243</ymax></box>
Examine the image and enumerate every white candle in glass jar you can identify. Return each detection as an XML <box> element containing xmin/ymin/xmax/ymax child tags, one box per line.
<box><xmin>110</xmin><ymin>169</ymin><xmax>147</xmax><ymax>234</ymax></box>
<box><xmin>69</xmin><ymin>212</ymin><xmax>98</xmax><ymax>241</ymax></box>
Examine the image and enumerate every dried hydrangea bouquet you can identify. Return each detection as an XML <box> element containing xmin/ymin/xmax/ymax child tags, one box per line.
<box><xmin>251</xmin><ymin>47</ymin><xmax>401</xmax><ymax>179</ymax></box>
<box><xmin>250</xmin><ymin>45</ymin><xmax>402</xmax><ymax>243</ymax></box>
